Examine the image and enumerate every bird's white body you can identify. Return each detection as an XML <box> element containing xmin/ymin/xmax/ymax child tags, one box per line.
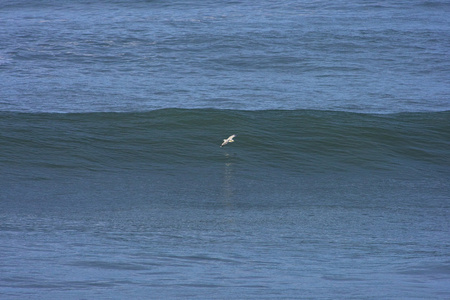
<box><xmin>220</xmin><ymin>134</ymin><xmax>236</xmax><ymax>147</ymax></box>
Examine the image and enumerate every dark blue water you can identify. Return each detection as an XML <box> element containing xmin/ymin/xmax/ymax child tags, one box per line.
<box><xmin>1</xmin><ymin>0</ymin><xmax>449</xmax><ymax>113</ymax></box>
<box><xmin>1</xmin><ymin>1</ymin><xmax>449</xmax><ymax>299</ymax></box>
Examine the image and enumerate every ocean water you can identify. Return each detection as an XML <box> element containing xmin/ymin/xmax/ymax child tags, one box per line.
<box><xmin>1</xmin><ymin>1</ymin><xmax>449</xmax><ymax>299</ymax></box>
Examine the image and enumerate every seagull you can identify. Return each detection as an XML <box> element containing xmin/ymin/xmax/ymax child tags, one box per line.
<box><xmin>220</xmin><ymin>134</ymin><xmax>236</xmax><ymax>147</ymax></box>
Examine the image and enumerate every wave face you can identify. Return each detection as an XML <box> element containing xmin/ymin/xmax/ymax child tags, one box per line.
<box><xmin>1</xmin><ymin>109</ymin><xmax>448</xmax><ymax>179</ymax></box>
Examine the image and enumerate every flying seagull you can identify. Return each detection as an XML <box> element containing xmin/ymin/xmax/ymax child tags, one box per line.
<box><xmin>220</xmin><ymin>134</ymin><xmax>236</xmax><ymax>147</ymax></box>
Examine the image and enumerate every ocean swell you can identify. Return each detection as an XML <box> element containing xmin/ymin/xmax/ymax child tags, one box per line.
<box><xmin>1</xmin><ymin>109</ymin><xmax>448</xmax><ymax>176</ymax></box>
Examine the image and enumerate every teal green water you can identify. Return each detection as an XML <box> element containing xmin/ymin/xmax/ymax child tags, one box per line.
<box><xmin>2</xmin><ymin>109</ymin><xmax>449</xmax><ymax>175</ymax></box>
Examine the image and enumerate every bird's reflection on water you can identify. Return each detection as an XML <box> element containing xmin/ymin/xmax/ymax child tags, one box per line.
<box><xmin>222</xmin><ymin>153</ymin><xmax>235</xmax><ymax>206</ymax></box>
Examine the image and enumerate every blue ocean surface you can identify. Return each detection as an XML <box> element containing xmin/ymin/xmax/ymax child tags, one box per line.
<box><xmin>1</xmin><ymin>1</ymin><xmax>449</xmax><ymax>299</ymax></box>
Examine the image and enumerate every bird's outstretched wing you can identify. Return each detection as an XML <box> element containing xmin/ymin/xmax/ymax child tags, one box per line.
<box><xmin>220</xmin><ymin>134</ymin><xmax>236</xmax><ymax>147</ymax></box>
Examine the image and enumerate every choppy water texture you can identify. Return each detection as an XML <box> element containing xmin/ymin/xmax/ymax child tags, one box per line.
<box><xmin>1</xmin><ymin>0</ymin><xmax>449</xmax><ymax>299</ymax></box>
<box><xmin>1</xmin><ymin>0</ymin><xmax>449</xmax><ymax>113</ymax></box>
